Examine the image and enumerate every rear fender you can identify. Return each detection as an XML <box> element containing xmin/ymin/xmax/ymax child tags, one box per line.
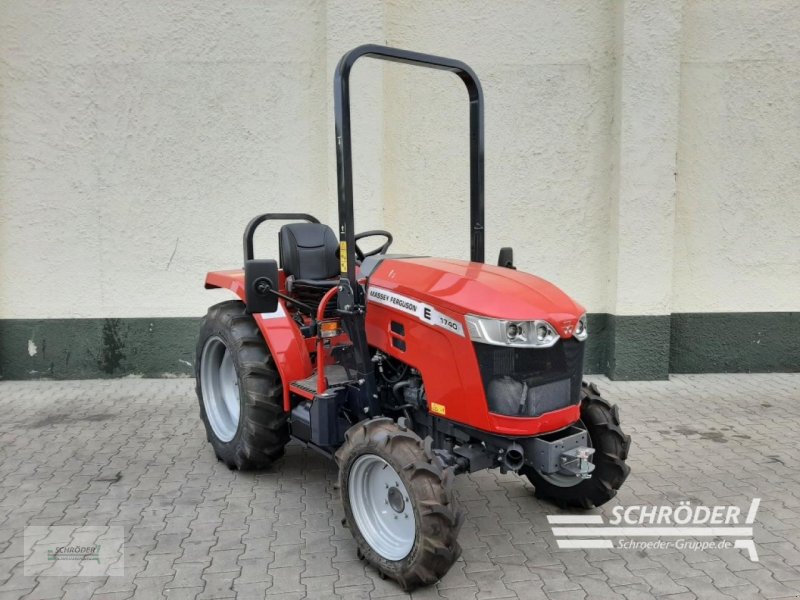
<box><xmin>205</xmin><ymin>270</ymin><xmax>247</xmax><ymax>298</ymax></box>
<box><xmin>205</xmin><ymin>270</ymin><xmax>312</xmax><ymax>410</ymax></box>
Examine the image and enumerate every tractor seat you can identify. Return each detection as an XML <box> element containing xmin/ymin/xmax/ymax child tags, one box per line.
<box><xmin>279</xmin><ymin>223</ymin><xmax>339</xmax><ymax>314</ymax></box>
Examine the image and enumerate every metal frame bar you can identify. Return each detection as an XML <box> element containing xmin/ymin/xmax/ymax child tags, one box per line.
<box><xmin>243</xmin><ymin>212</ymin><xmax>320</xmax><ymax>262</ymax></box>
<box><xmin>332</xmin><ymin>44</ymin><xmax>485</xmax><ymax>417</ymax></box>
<box><xmin>333</xmin><ymin>43</ymin><xmax>485</xmax><ymax>294</ymax></box>
<box><xmin>315</xmin><ymin>286</ymin><xmax>340</xmax><ymax>394</ymax></box>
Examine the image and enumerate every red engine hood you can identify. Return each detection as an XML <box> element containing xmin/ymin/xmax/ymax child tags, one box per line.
<box><xmin>368</xmin><ymin>257</ymin><xmax>585</xmax><ymax>328</ymax></box>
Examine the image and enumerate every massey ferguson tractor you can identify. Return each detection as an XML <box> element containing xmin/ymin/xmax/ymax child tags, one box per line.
<box><xmin>196</xmin><ymin>45</ymin><xmax>630</xmax><ymax>589</ymax></box>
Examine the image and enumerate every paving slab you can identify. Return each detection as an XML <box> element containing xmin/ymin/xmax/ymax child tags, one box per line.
<box><xmin>0</xmin><ymin>374</ymin><xmax>798</xmax><ymax>599</ymax></box>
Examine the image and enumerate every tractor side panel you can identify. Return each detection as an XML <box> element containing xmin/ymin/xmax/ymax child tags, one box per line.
<box><xmin>365</xmin><ymin>302</ymin><xmax>483</xmax><ymax>423</ymax></box>
<box><xmin>366</xmin><ymin>300</ymin><xmax>580</xmax><ymax>436</ymax></box>
<box><xmin>205</xmin><ymin>270</ymin><xmax>312</xmax><ymax>411</ymax></box>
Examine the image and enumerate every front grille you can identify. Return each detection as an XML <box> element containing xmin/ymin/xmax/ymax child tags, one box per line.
<box><xmin>473</xmin><ymin>339</ymin><xmax>584</xmax><ymax>417</ymax></box>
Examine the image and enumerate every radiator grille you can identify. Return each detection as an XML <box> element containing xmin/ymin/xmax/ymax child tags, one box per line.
<box><xmin>473</xmin><ymin>339</ymin><xmax>584</xmax><ymax>417</ymax></box>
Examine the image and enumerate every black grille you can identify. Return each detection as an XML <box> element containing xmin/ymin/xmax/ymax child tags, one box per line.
<box><xmin>473</xmin><ymin>339</ymin><xmax>584</xmax><ymax>417</ymax></box>
<box><xmin>290</xmin><ymin>281</ymin><xmax>338</xmax><ymax>318</ymax></box>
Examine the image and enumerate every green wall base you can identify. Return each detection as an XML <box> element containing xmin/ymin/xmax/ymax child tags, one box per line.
<box><xmin>670</xmin><ymin>312</ymin><xmax>800</xmax><ymax>374</ymax></box>
<box><xmin>0</xmin><ymin>318</ymin><xmax>200</xmax><ymax>379</ymax></box>
<box><xmin>0</xmin><ymin>312</ymin><xmax>797</xmax><ymax>381</ymax></box>
<box><xmin>607</xmin><ymin>315</ymin><xmax>672</xmax><ymax>380</ymax></box>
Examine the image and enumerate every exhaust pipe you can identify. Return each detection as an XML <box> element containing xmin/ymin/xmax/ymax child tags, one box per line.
<box><xmin>503</xmin><ymin>443</ymin><xmax>525</xmax><ymax>471</ymax></box>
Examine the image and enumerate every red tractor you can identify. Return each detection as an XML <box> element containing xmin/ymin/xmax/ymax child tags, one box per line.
<box><xmin>196</xmin><ymin>45</ymin><xmax>630</xmax><ymax>589</ymax></box>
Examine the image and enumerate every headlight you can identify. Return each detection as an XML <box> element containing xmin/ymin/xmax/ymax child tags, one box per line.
<box><xmin>465</xmin><ymin>315</ymin><xmax>559</xmax><ymax>348</ymax></box>
<box><xmin>574</xmin><ymin>314</ymin><xmax>588</xmax><ymax>341</ymax></box>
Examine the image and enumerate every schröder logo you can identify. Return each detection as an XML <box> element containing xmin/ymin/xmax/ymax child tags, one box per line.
<box><xmin>548</xmin><ymin>498</ymin><xmax>760</xmax><ymax>561</ymax></box>
<box><xmin>48</xmin><ymin>545</ymin><xmax>100</xmax><ymax>563</ymax></box>
<box><xmin>24</xmin><ymin>526</ymin><xmax>124</xmax><ymax>577</ymax></box>
<box><xmin>609</xmin><ymin>500</ymin><xmax>749</xmax><ymax>525</ymax></box>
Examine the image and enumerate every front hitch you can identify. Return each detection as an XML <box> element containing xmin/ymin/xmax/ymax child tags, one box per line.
<box><xmin>523</xmin><ymin>425</ymin><xmax>597</xmax><ymax>479</ymax></box>
<box><xmin>558</xmin><ymin>446</ymin><xmax>596</xmax><ymax>479</ymax></box>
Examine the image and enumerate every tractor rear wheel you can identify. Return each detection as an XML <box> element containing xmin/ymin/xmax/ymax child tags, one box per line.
<box><xmin>195</xmin><ymin>300</ymin><xmax>289</xmax><ymax>470</ymax></box>
<box><xmin>521</xmin><ymin>382</ymin><xmax>631</xmax><ymax>508</ymax></box>
<box><xmin>335</xmin><ymin>418</ymin><xmax>463</xmax><ymax>590</ymax></box>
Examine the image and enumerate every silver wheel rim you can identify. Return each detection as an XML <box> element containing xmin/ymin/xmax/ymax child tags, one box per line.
<box><xmin>200</xmin><ymin>336</ymin><xmax>241</xmax><ymax>443</ymax></box>
<box><xmin>348</xmin><ymin>454</ymin><xmax>416</xmax><ymax>561</ymax></box>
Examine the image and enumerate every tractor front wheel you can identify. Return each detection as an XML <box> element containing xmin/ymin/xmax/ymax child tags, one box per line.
<box><xmin>521</xmin><ymin>382</ymin><xmax>631</xmax><ymax>508</ymax></box>
<box><xmin>195</xmin><ymin>300</ymin><xmax>289</xmax><ymax>470</ymax></box>
<box><xmin>335</xmin><ymin>418</ymin><xmax>463</xmax><ymax>590</ymax></box>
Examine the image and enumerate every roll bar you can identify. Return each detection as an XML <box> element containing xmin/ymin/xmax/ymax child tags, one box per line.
<box><xmin>243</xmin><ymin>213</ymin><xmax>319</xmax><ymax>262</ymax></box>
<box><xmin>333</xmin><ymin>44</ymin><xmax>486</xmax><ymax>295</ymax></box>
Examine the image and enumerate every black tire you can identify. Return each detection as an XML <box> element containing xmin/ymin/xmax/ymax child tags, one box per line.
<box><xmin>335</xmin><ymin>418</ymin><xmax>464</xmax><ymax>590</ymax></box>
<box><xmin>521</xmin><ymin>382</ymin><xmax>631</xmax><ymax>508</ymax></box>
<box><xmin>195</xmin><ymin>300</ymin><xmax>289</xmax><ymax>470</ymax></box>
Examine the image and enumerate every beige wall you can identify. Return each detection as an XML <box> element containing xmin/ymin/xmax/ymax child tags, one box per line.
<box><xmin>1</xmin><ymin>1</ymin><xmax>798</xmax><ymax>320</ymax></box>
<box><xmin>674</xmin><ymin>0</ymin><xmax>800</xmax><ymax>312</ymax></box>
<box><xmin>383</xmin><ymin>2</ymin><xmax>618</xmax><ymax>314</ymax></box>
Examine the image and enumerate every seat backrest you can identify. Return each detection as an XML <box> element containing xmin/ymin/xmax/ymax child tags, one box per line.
<box><xmin>279</xmin><ymin>223</ymin><xmax>339</xmax><ymax>280</ymax></box>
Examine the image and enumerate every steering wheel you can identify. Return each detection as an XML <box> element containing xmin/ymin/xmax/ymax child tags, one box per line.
<box><xmin>353</xmin><ymin>230</ymin><xmax>393</xmax><ymax>260</ymax></box>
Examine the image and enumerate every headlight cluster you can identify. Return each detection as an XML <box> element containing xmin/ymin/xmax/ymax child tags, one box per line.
<box><xmin>466</xmin><ymin>315</ymin><xmax>559</xmax><ymax>347</ymax></box>
<box><xmin>574</xmin><ymin>314</ymin><xmax>588</xmax><ymax>341</ymax></box>
<box><xmin>465</xmin><ymin>313</ymin><xmax>588</xmax><ymax>347</ymax></box>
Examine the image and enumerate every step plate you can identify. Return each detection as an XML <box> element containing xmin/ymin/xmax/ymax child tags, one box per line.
<box><xmin>291</xmin><ymin>365</ymin><xmax>353</xmax><ymax>395</ymax></box>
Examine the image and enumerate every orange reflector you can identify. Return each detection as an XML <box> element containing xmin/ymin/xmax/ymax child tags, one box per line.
<box><xmin>319</xmin><ymin>320</ymin><xmax>342</xmax><ymax>338</ymax></box>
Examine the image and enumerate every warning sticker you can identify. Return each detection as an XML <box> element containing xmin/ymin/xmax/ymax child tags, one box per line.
<box><xmin>339</xmin><ymin>242</ymin><xmax>348</xmax><ymax>273</ymax></box>
<box><xmin>366</xmin><ymin>286</ymin><xmax>465</xmax><ymax>337</ymax></box>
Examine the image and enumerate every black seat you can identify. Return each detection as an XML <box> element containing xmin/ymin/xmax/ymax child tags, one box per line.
<box><xmin>279</xmin><ymin>222</ymin><xmax>339</xmax><ymax>281</ymax></box>
<box><xmin>279</xmin><ymin>223</ymin><xmax>339</xmax><ymax>314</ymax></box>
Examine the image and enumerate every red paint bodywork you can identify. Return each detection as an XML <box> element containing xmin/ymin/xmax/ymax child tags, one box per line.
<box><xmin>204</xmin><ymin>256</ymin><xmax>586</xmax><ymax>437</ymax></box>
<box><xmin>205</xmin><ymin>270</ymin><xmax>312</xmax><ymax>411</ymax></box>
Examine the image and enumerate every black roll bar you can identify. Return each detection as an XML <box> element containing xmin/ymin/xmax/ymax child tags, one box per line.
<box><xmin>243</xmin><ymin>213</ymin><xmax>320</xmax><ymax>262</ymax></box>
<box><xmin>333</xmin><ymin>44</ymin><xmax>485</xmax><ymax>296</ymax></box>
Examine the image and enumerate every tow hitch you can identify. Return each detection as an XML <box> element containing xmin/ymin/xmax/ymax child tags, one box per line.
<box><xmin>559</xmin><ymin>446</ymin><xmax>595</xmax><ymax>479</ymax></box>
<box><xmin>526</xmin><ymin>425</ymin><xmax>596</xmax><ymax>479</ymax></box>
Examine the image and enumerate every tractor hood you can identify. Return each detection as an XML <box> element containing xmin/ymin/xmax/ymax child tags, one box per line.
<box><xmin>367</xmin><ymin>257</ymin><xmax>585</xmax><ymax>335</ymax></box>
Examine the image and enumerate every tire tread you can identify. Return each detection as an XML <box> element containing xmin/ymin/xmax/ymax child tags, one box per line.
<box><xmin>335</xmin><ymin>419</ymin><xmax>463</xmax><ymax>590</ymax></box>
<box><xmin>522</xmin><ymin>381</ymin><xmax>631</xmax><ymax>509</ymax></box>
<box><xmin>195</xmin><ymin>300</ymin><xmax>289</xmax><ymax>470</ymax></box>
